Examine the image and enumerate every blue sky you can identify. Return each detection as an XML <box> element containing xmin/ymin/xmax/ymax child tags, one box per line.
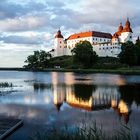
<box><xmin>0</xmin><ymin>0</ymin><xmax>140</xmax><ymax>67</ymax></box>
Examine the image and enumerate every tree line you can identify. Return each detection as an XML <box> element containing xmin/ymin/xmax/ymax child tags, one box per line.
<box><xmin>24</xmin><ymin>39</ymin><xmax>140</xmax><ymax>69</ymax></box>
<box><xmin>119</xmin><ymin>38</ymin><xmax>140</xmax><ymax>66</ymax></box>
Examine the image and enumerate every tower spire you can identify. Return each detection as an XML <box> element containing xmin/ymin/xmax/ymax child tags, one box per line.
<box><xmin>121</xmin><ymin>18</ymin><xmax>132</xmax><ymax>33</ymax></box>
<box><xmin>118</xmin><ymin>22</ymin><xmax>123</xmax><ymax>32</ymax></box>
<box><xmin>55</xmin><ymin>29</ymin><xmax>63</xmax><ymax>38</ymax></box>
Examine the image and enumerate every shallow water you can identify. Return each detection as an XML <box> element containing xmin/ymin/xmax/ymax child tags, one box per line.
<box><xmin>0</xmin><ymin>71</ymin><xmax>140</xmax><ymax>140</ymax></box>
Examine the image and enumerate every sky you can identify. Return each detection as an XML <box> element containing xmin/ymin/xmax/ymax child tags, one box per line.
<box><xmin>0</xmin><ymin>0</ymin><xmax>140</xmax><ymax>67</ymax></box>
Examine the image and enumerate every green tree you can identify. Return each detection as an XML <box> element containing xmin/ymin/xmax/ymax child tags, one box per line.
<box><xmin>71</xmin><ymin>40</ymin><xmax>98</xmax><ymax>68</ymax></box>
<box><xmin>135</xmin><ymin>37</ymin><xmax>140</xmax><ymax>65</ymax></box>
<box><xmin>118</xmin><ymin>41</ymin><xmax>138</xmax><ymax>66</ymax></box>
<box><xmin>24</xmin><ymin>50</ymin><xmax>51</xmax><ymax>69</ymax></box>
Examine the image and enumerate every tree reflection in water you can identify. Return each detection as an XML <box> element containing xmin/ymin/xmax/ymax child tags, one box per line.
<box><xmin>74</xmin><ymin>84</ymin><xmax>96</xmax><ymax>101</ymax></box>
<box><xmin>119</xmin><ymin>84</ymin><xmax>140</xmax><ymax>106</ymax></box>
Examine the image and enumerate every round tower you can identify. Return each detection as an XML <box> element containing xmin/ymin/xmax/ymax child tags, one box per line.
<box><xmin>54</xmin><ymin>30</ymin><xmax>65</xmax><ymax>57</ymax></box>
<box><xmin>120</xmin><ymin>18</ymin><xmax>133</xmax><ymax>43</ymax></box>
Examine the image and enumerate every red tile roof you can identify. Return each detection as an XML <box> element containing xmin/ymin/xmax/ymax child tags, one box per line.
<box><xmin>67</xmin><ymin>31</ymin><xmax>112</xmax><ymax>40</ymax></box>
<box><xmin>113</xmin><ymin>19</ymin><xmax>133</xmax><ymax>36</ymax></box>
<box><xmin>122</xmin><ymin>19</ymin><xmax>133</xmax><ymax>33</ymax></box>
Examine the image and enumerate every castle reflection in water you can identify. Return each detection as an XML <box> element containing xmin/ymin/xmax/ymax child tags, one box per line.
<box><xmin>51</xmin><ymin>72</ymin><xmax>132</xmax><ymax>124</ymax></box>
<box><xmin>31</xmin><ymin>72</ymin><xmax>140</xmax><ymax>124</ymax></box>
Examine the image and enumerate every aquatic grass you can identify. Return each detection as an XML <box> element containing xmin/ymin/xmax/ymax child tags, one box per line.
<box><xmin>30</xmin><ymin>122</ymin><xmax>137</xmax><ymax>140</ymax></box>
<box><xmin>0</xmin><ymin>82</ymin><xmax>16</xmax><ymax>95</ymax></box>
<box><xmin>0</xmin><ymin>82</ymin><xmax>13</xmax><ymax>88</ymax></box>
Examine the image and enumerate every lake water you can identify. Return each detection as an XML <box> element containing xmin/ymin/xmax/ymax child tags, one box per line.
<box><xmin>0</xmin><ymin>71</ymin><xmax>140</xmax><ymax>140</ymax></box>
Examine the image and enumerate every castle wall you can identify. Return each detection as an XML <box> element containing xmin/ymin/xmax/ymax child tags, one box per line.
<box><xmin>54</xmin><ymin>37</ymin><xmax>121</xmax><ymax>58</ymax></box>
<box><xmin>93</xmin><ymin>44</ymin><xmax>121</xmax><ymax>57</ymax></box>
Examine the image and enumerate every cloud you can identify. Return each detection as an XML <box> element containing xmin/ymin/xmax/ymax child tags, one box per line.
<box><xmin>0</xmin><ymin>1</ymin><xmax>47</xmax><ymax>19</ymax></box>
<box><xmin>70</xmin><ymin>0</ymin><xmax>140</xmax><ymax>27</ymax></box>
<box><xmin>0</xmin><ymin>14</ymin><xmax>50</xmax><ymax>32</ymax></box>
<box><xmin>0</xmin><ymin>35</ymin><xmax>42</xmax><ymax>45</ymax></box>
<box><xmin>0</xmin><ymin>0</ymin><xmax>140</xmax><ymax>67</ymax></box>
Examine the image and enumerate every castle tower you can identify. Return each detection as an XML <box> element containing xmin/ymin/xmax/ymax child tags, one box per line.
<box><xmin>112</xmin><ymin>23</ymin><xmax>123</xmax><ymax>44</ymax></box>
<box><xmin>117</xmin><ymin>22</ymin><xmax>123</xmax><ymax>34</ymax></box>
<box><xmin>54</xmin><ymin>30</ymin><xmax>65</xmax><ymax>57</ymax></box>
<box><xmin>120</xmin><ymin>18</ymin><xmax>133</xmax><ymax>43</ymax></box>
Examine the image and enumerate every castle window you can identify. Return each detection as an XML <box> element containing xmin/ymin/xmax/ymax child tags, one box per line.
<box><xmin>99</xmin><ymin>48</ymin><xmax>101</xmax><ymax>50</ymax></box>
<box><xmin>60</xmin><ymin>46</ymin><xmax>61</xmax><ymax>48</ymax></box>
<box><xmin>60</xmin><ymin>41</ymin><xmax>61</xmax><ymax>43</ymax></box>
<box><xmin>130</xmin><ymin>36</ymin><xmax>132</xmax><ymax>39</ymax></box>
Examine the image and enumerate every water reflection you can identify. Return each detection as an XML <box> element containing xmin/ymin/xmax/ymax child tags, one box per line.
<box><xmin>30</xmin><ymin>72</ymin><xmax>140</xmax><ymax>124</ymax></box>
<box><xmin>119</xmin><ymin>84</ymin><xmax>140</xmax><ymax>106</ymax></box>
<box><xmin>0</xmin><ymin>71</ymin><xmax>140</xmax><ymax>139</ymax></box>
<box><xmin>35</xmin><ymin>72</ymin><xmax>140</xmax><ymax>124</ymax></box>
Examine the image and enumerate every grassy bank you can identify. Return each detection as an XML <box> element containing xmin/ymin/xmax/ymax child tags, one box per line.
<box><xmin>22</xmin><ymin>55</ymin><xmax>140</xmax><ymax>74</ymax></box>
<box><xmin>27</xmin><ymin>67</ymin><xmax>140</xmax><ymax>75</ymax></box>
<box><xmin>46</xmin><ymin>68</ymin><xmax>140</xmax><ymax>74</ymax></box>
<box><xmin>0</xmin><ymin>67</ymin><xmax>140</xmax><ymax>75</ymax></box>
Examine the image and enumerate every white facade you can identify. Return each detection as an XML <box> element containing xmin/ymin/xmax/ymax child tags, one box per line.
<box><xmin>54</xmin><ymin>35</ymin><xmax>67</xmax><ymax>57</ymax></box>
<box><xmin>53</xmin><ymin>19</ymin><xmax>133</xmax><ymax>58</ymax></box>
<box><xmin>93</xmin><ymin>43</ymin><xmax>122</xmax><ymax>57</ymax></box>
<box><xmin>120</xmin><ymin>32</ymin><xmax>132</xmax><ymax>43</ymax></box>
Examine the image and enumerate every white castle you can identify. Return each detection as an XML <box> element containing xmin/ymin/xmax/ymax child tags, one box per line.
<box><xmin>52</xmin><ymin>18</ymin><xmax>133</xmax><ymax>57</ymax></box>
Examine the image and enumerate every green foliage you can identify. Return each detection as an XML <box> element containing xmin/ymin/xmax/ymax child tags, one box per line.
<box><xmin>49</xmin><ymin>55</ymin><xmax>73</xmax><ymax>68</ymax></box>
<box><xmin>24</xmin><ymin>50</ymin><xmax>51</xmax><ymax>69</ymax></box>
<box><xmin>94</xmin><ymin>57</ymin><xmax>126</xmax><ymax>69</ymax></box>
<box><xmin>118</xmin><ymin>41</ymin><xmax>138</xmax><ymax>66</ymax></box>
<box><xmin>71</xmin><ymin>41</ymin><xmax>98</xmax><ymax>68</ymax></box>
<box><xmin>135</xmin><ymin>37</ymin><xmax>140</xmax><ymax>65</ymax></box>
<box><xmin>24</xmin><ymin>40</ymin><xmax>140</xmax><ymax>70</ymax></box>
